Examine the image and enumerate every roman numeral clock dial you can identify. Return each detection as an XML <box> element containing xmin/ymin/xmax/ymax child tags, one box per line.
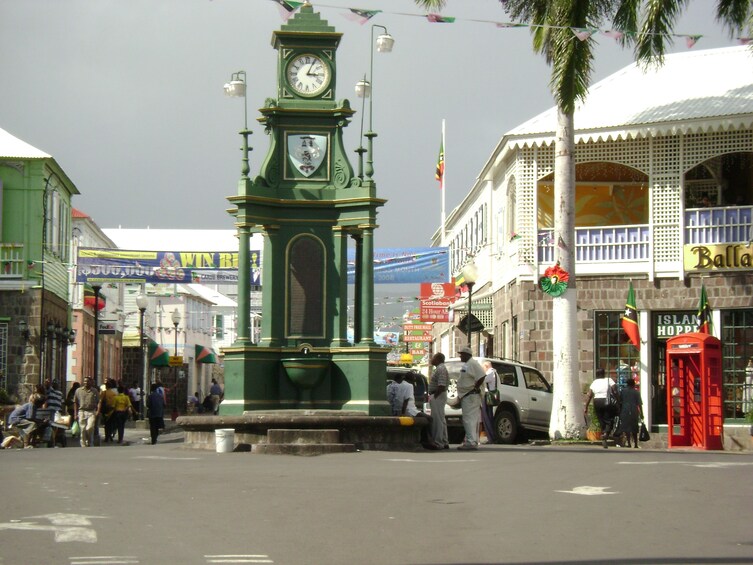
<box><xmin>286</xmin><ymin>54</ymin><xmax>331</xmax><ymax>97</ymax></box>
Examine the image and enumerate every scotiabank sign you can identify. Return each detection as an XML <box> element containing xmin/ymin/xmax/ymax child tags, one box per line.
<box><xmin>419</xmin><ymin>283</ymin><xmax>455</xmax><ymax>323</ymax></box>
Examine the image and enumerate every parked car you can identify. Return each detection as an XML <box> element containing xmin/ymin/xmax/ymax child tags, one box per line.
<box><xmin>386</xmin><ymin>367</ymin><xmax>429</xmax><ymax>412</ymax></box>
<box><xmin>428</xmin><ymin>357</ymin><xmax>552</xmax><ymax>444</ymax></box>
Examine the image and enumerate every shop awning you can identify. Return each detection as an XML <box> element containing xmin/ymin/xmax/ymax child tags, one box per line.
<box><xmin>195</xmin><ymin>344</ymin><xmax>218</xmax><ymax>364</ymax></box>
<box><xmin>148</xmin><ymin>340</ymin><xmax>170</xmax><ymax>367</ymax></box>
<box><xmin>83</xmin><ymin>283</ymin><xmax>106</xmax><ymax>311</ymax></box>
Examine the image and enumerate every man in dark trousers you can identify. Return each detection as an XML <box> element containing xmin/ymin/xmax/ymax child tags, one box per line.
<box><xmin>146</xmin><ymin>383</ymin><xmax>165</xmax><ymax>445</ymax></box>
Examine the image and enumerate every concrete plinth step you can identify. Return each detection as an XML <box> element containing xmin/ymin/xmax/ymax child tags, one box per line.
<box><xmin>252</xmin><ymin>443</ymin><xmax>357</xmax><ymax>456</ymax></box>
<box><xmin>266</xmin><ymin>428</ymin><xmax>340</xmax><ymax>445</ymax></box>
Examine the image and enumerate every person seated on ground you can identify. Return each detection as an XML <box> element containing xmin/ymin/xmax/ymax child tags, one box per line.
<box><xmin>188</xmin><ymin>392</ymin><xmax>202</xmax><ymax>413</ymax></box>
<box><xmin>202</xmin><ymin>394</ymin><xmax>214</xmax><ymax>414</ymax></box>
<box><xmin>8</xmin><ymin>395</ymin><xmax>47</xmax><ymax>447</ymax></box>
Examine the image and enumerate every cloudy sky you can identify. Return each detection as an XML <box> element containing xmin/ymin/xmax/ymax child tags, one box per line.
<box><xmin>0</xmin><ymin>1</ymin><xmax>740</xmax><ymax>328</ymax></box>
<box><xmin>1</xmin><ymin>0</ymin><xmax>738</xmax><ymax>248</ymax></box>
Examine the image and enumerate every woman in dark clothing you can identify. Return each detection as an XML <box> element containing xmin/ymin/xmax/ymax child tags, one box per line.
<box><xmin>146</xmin><ymin>383</ymin><xmax>165</xmax><ymax>445</ymax></box>
<box><xmin>65</xmin><ymin>382</ymin><xmax>80</xmax><ymax>416</ymax></box>
<box><xmin>619</xmin><ymin>378</ymin><xmax>643</xmax><ymax>448</ymax></box>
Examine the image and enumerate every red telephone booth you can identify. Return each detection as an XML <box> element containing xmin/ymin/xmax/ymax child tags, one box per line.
<box><xmin>666</xmin><ymin>332</ymin><xmax>723</xmax><ymax>450</ymax></box>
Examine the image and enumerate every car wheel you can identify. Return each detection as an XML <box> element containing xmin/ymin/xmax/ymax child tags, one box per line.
<box><xmin>494</xmin><ymin>409</ymin><xmax>518</xmax><ymax>444</ymax></box>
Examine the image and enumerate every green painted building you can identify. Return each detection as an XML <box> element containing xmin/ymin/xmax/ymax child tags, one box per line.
<box><xmin>0</xmin><ymin>127</ymin><xmax>78</xmax><ymax>400</ymax></box>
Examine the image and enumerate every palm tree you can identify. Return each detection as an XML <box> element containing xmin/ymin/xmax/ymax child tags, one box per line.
<box><xmin>416</xmin><ymin>0</ymin><xmax>752</xmax><ymax>439</ymax></box>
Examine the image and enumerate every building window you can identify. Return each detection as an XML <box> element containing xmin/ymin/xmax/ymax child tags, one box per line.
<box><xmin>721</xmin><ymin>309</ymin><xmax>753</xmax><ymax>420</ymax></box>
<box><xmin>594</xmin><ymin>311</ymin><xmax>638</xmax><ymax>382</ymax></box>
<box><xmin>214</xmin><ymin>315</ymin><xmax>224</xmax><ymax>339</ymax></box>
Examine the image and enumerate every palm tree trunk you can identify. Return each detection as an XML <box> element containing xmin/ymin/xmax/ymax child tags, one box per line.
<box><xmin>549</xmin><ymin>107</ymin><xmax>583</xmax><ymax>439</ymax></box>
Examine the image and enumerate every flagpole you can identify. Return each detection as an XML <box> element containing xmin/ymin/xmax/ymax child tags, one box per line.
<box><xmin>441</xmin><ymin>118</ymin><xmax>447</xmax><ymax>248</ymax></box>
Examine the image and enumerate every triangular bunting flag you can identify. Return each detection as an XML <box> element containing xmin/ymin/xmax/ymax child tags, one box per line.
<box><xmin>342</xmin><ymin>8</ymin><xmax>381</xmax><ymax>25</ymax></box>
<box><xmin>427</xmin><ymin>14</ymin><xmax>455</xmax><ymax>23</ymax></box>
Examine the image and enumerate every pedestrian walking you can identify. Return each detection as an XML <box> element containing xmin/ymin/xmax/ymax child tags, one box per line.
<box><xmin>481</xmin><ymin>360</ymin><xmax>499</xmax><ymax>444</ymax></box>
<box><xmin>146</xmin><ymin>383</ymin><xmax>165</xmax><ymax>445</ymax></box>
<box><xmin>209</xmin><ymin>379</ymin><xmax>223</xmax><ymax>415</ymax></box>
<box><xmin>44</xmin><ymin>379</ymin><xmax>64</xmax><ymax>414</ymax></box>
<box><xmin>111</xmin><ymin>385</ymin><xmax>135</xmax><ymax>444</ymax></box>
<box><xmin>129</xmin><ymin>383</ymin><xmax>142</xmax><ymax>420</ymax></box>
<box><xmin>456</xmin><ymin>346</ymin><xmax>485</xmax><ymax>450</ymax></box>
<box><xmin>428</xmin><ymin>352</ymin><xmax>449</xmax><ymax>449</ymax></box>
<box><xmin>584</xmin><ymin>368</ymin><xmax>619</xmax><ymax>449</ymax></box>
<box><xmin>74</xmin><ymin>376</ymin><xmax>100</xmax><ymax>447</ymax></box>
<box><xmin>618</xmin><ymin>378</ymin><xmax>643</xmax><ymax>448</ymax></box>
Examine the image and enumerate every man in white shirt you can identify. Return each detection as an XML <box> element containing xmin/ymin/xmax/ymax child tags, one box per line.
<box><xmin>456</xmin><ymin>346</ymin><xmax>486</xmax><ymax>450</ymax></box>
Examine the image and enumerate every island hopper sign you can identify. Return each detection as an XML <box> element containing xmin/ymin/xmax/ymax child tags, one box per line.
<box><xmin>684</xmin><ymin>243</ymin><xmax>753</xmax><ymax>272</ymax></box>
<box><xmin>78</xmin><ymin>247</ymin><xmax>449</xmax><ymax>285</ymax></box>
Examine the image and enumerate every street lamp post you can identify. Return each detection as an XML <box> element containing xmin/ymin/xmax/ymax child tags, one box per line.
<box><xmin>92</xmin><ymin>284</ymin><xmax>102</xmax><ymax>385</ymax></box>
<box><xmin>462</xmin><ymin>258</ymin><xmax>478</xmax><ymax>349</ymax></box>
<box><xmin>136</xmin><ymin>293</ymin><xmax>148</xmax><ymax>420</ymax></box>
<box><xmin>171</xmin><ymin>308</ymin><xmax>181</xmax><ymax>421</ymax></box>
<box><xmin>354</xmin><ymin>25</ymin><xmax>394</xmax><ymax>180</ymax></box>
<box><xmin>224</xmin><ymin>70</ymin><xmax>252</xmax><ymax>345</ymax></box>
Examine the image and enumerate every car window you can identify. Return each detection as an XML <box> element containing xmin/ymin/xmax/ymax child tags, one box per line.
<box><xmin>523</xmin><ymin>368</ymin><xmax>551</xmax><ymax>392</ymax></box>
<box><xmin>496</xmin><ymin>365</ymin><xmax>517</xmax><ymax>387</ymax></box>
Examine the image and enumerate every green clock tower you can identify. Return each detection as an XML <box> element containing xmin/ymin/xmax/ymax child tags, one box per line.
<box><xmin>223</xmin><ymin>3</ymin><xmax>389</xmax><ymax>415</ymax></box>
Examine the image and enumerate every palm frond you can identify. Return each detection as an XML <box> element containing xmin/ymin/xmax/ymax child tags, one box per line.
<box><xmin>414</xmin><ymin>0</ymin><xmax>447</xmax><ymax>10</ymax></box>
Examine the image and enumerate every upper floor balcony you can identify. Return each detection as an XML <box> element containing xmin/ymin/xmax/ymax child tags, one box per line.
<box><xmin>0</xmin><ymin>243</ymin><xmax>25</xmax><ymax>278</ymax></box>
<box><xmin>537</xmin><ymin>205</ymin><xmax>753</xmax><ymax>274</ymax></box>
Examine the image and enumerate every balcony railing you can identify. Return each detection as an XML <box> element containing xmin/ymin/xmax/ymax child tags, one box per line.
<box><xmin>537</xmin><ymin>205</ymin><xmax>753</xmax><ymax>265</ymax></box>
<box><xmin>538</xmin><ymin>225</ymin><xmax>650</xmax><ymax>264</ymax></box>
<box><xmin>0</xmin><ymin>243</ymin><xmax>25</xmax><ymax>278</ymax></box>
<box><xmin>685</xmin><ymin>205</ymin><xmax>752</xmax><ymax>245</ymax></box>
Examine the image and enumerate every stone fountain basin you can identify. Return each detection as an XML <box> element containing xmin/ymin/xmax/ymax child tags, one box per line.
<box><xmin>281</xmin><ymin>358</ymin><xmax>330</xmax><ymax>389</ymax></box>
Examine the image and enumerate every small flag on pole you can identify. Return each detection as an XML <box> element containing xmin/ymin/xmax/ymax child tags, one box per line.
<box><xmin>435</xmin><ymin>139</ymin><xmax>444</xmax><ymax>189</ymax></box>
<box><xmin>621</xmin><ymin>282</ymin><xmax>640</xmax><ymax>350</ymax></box>
<box><xmin>697</xmin><ymin>284</ymin><xmax>712</xmax><ymax>334</ymax></box>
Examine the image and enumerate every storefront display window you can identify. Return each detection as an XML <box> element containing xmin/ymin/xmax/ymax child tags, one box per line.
<box><xmin>721</xmin><ymin>309</ymin><xmax>753</xmax><ymax>420</ymax></box>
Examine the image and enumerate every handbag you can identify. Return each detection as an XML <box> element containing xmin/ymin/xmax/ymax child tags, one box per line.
<box><xmin>639</xmin><ymin>420</ymin><xmax>650</xmax><ymax>442</ymax></box>
<box><xmin>607</xmin><ymin>383</ymin><xmax>620</xmax><ymax>410</ymax></box>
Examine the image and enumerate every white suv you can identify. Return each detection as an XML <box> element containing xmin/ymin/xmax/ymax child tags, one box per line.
<box><xmin>430</xmin><ymin>357</ymin><xmax>552</xmax><ymax>444</ymax></box>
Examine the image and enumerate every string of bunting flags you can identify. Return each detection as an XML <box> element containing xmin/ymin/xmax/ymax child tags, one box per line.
<box><xmin>266</xmin><ymin>0</ymin><xmax>752</xmax><ymax>46</ymax></box>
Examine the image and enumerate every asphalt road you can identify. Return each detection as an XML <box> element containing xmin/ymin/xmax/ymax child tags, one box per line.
<box><xmin>1</xmin><ymin>430</ymin><xmax>752</xmax><ymax>565</ymax></box>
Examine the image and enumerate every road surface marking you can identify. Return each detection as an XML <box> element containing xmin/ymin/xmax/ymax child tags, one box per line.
<box><xmin>0</xmin><ymin>513</ymin><xmax>105</xmax><ymax>543</ymax></box>
<box><xmin>69</xmin><ymin>558</ymin><xmax>138</xmax><ymax>564</ymax></box>
<box><xmin>384</xmin><ymin>458</ymin><xmax>479</xmax><ymax>463</ymax></box>
<box><xmin>619</xmin><ymin>461</ymin><xmax>753</xmax><ymax>468</ymax></box>
<box><xmin>556</xmin><ymin>486</ymin><xmax>617</xmax><ymax>495</ymax></box>
<box><xmin>205</xmin><ymin>555</ymin><xmax>273</xmax><ymax>563</ymax></box>
<box><xmin>134</xmin><ymin>456</ymin><xmax>200</xmax><ymax>460</ymax></box>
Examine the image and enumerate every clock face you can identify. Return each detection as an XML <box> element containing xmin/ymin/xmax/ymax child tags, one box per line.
<box><xmin>286</xmin><ymin>54</ymin><xmax>331</xmax><ymax>97</ymax></box>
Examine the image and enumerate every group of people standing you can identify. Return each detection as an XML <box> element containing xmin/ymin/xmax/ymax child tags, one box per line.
<box><xmin>70</xmin><ymin>377</ymin><xmax>169</xmax><ymax>447</ymax></box>
<box><xmin>389</xmin><ymin>346</ymin><xmax>493</xmax><ymax>451</ymax></box>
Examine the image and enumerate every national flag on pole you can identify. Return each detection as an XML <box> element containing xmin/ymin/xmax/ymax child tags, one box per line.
<box><xmin>697</xmin><ymin>284</ymin><xmax>712</xmax><ymax>334</ymax></box>
<box><xmin>621</xmin><ymin>282</ymin><xmax>640</xmax><ymax>350</ymax></box>
<box><xmin>435</xmin><ymin>140</ymin><xmax>444</xmax><ymax>188</ymax></box>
